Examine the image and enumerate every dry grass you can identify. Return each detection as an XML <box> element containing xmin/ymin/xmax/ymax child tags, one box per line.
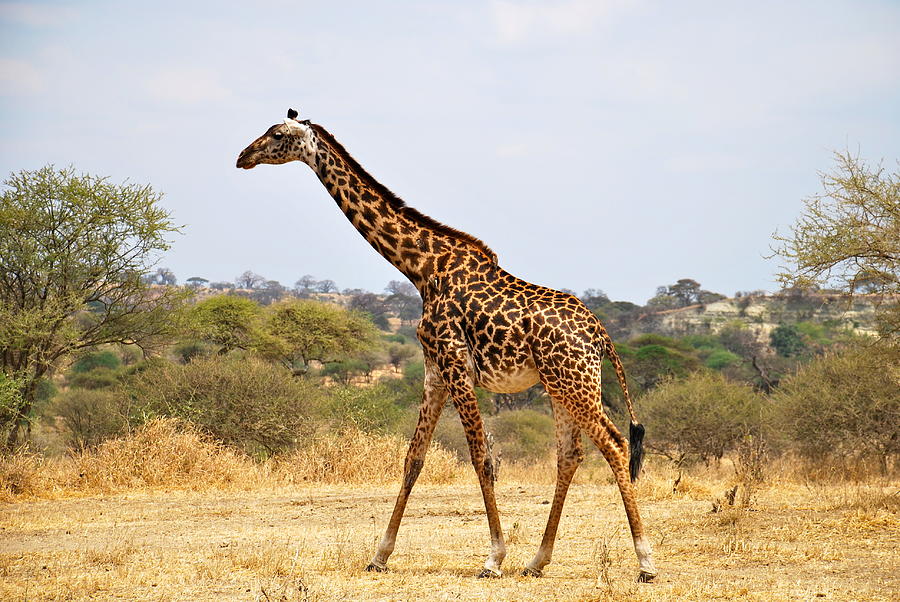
<box><xmin>272</xmin><ymin>428</ymin><xmax>463</xmax><ymax>486</ymax></box>
<box><xmin>0</xmin><ymin>418</ymin><xmax>466</xmax><ymax>502</ymax></box>
<box><xmin>0</xmin><ymin>419</ymin><xmax>259</xmax><ymax>501</ymax></box>
<box><xmin>1</xmin><ymin>424</ymin><xmax>897</xmax><ymax>600</ymax></box>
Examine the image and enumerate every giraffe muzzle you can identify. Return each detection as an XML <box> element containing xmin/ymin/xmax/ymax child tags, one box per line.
<box><xmin>235</xmin><ymin>148</ymin><xmax>257</xmax><ymax>169</ymax></box>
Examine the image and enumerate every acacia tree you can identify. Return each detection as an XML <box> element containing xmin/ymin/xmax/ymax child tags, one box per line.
<box><xmin>642</xmin><ymin>372</ymin><xmax>765</xmax><ymax>464</ymax></box>
<box><xmin>773</xmin><ymin>151</ymin><xmax>900</xmax><ymax>341</ymax></box>
<box><xmin>294</xmin><ymin>274</ymin><xmax>318</xmax><ymax>293</ymax></box>
<box><xmin>235</xmin><ymin>270</ymin><xmax>265</xmax><ymax>290</ymax></box>
<box><xmin>263</xmin><ymin>299</ymin><xmax>378</xmax><ymax>374</ymax></box>
<box><xmin>190</xmin><ymin>295</ymin><xmax>263</xmax><ymax>354</ymax></box>
<box><xmin>0</xmin><ymin>166</ymin><xmax>189</xmax><ymax>448</ymax></box>
<box><xmin>316</xmin><ymin>279</ymin><xmax>338</xmax><ymax>293</ymax></box>
<box><xmin>773</xmin><ymin>342</ymin><xmax>899</xmax><ymax>470</ymax></box>
<box><xmin>143</xmin><ymin>267</ymin><xmax>177</xmax><ymax>285</ymax></box>
<box><xmin>648</xmin><ymin>279</ymin><xmax>725</xmax><ymax>309</ymax></box>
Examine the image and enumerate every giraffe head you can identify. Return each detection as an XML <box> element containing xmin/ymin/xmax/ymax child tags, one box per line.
<box><xmin>236</xmin><ymin>108</ymin><xmax>318</xmax><ymax>169</ymax></box>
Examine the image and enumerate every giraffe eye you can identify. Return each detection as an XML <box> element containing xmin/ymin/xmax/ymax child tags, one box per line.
<box><xmin>273</xmin><ymin>132</ymin><xmax>284</xmax><ymax>140</ymax></box>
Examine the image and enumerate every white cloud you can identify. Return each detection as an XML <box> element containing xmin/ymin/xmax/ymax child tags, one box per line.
<box><xmin>492</xmin><ymin>0</ymin><xmax>636</xmax><ymax>44</ymax></box>
<box><xmin>0</xmin><ymin>58</ymin><xmax>44</xmax><ymax>95</ymax></box>
<box><xmin>145</xmin><ymin>67</ymin><xmax>231</xmax><ymax>105</ymax></box>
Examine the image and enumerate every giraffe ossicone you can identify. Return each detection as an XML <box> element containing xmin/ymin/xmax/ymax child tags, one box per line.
<box><xmin>236</xmin><ymin>110</ymin><xmax>658</xmax><ymax>583</ymax></box>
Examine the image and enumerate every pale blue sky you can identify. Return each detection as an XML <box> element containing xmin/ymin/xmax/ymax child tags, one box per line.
<box><xmin>2</xmin><ymin>1</ymin><xmax>898</xmax><ymax>302</ymax></box>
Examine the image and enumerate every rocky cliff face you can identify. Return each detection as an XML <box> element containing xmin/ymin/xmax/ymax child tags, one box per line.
<box><xmin>628</xmin><ymin>294</ymin><xmax>887</xmax><ymax>342</ymax></box>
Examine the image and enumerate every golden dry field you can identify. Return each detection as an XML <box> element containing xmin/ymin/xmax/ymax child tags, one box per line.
<box><xmin>1</xmin><ymin>422</ymin><xmax>897</xmax><ymax>601</ymax></box>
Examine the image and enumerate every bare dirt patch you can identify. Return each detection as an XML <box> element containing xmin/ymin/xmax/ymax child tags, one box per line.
<box><xmin>2</xmin><ymin>477</ymin><xmax>897</xmax><ymax>601</ymax></box>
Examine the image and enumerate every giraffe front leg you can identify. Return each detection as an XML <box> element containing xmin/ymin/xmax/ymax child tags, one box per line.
<box><xmin>451</xmin><ymin>392</ymin><xmax>506</xmax><ymax>578</ymax></box>
<box><xmin>367</xmin><ymin>370</ymin><xmax>448</xmax><ymax>572</ymax></box>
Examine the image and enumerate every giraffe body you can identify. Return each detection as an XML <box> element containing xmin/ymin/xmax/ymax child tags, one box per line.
<box><xmin>237</xmin><ymin>111</ymin><xmax>658</xmax><ymax>582</ymax></box>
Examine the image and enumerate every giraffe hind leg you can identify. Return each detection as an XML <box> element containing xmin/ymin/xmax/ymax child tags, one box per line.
<box><xmin>532</xmin><ymin>340</ymin><xmax>657</xmax><ymax>582</ymax></box>
<box><xmin>522</xmin><ymin>399</ymin><xmax>583</xmax><ymax>577</ymax></box>
<box><xmin>580</xmin><ymin>410</ymin><xmax>657</xmax><ymax>581</ymax></box>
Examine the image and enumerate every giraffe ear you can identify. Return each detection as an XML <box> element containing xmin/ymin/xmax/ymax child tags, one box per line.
<box><xmin>287</xmin><ymin>108</ymin><xmax>299</xmax><ymax>120</ymax></box>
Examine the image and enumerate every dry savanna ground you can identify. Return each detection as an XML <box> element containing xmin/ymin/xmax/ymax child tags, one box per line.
<box><xmin>1</xmin><ymin>421</ymin><xmax>897</xmax><ymax>601</ymax></box>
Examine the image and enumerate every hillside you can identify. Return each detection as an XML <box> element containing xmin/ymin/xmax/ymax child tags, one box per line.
<box><xmin>627</xmin><ymin>293</ymin><xmax>887</xmax><ymax>342</ymax></box>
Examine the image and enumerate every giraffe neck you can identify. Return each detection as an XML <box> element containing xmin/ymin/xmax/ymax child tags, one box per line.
<box><xmin>307</xmin><ymin>124</ymin><xmax>496</xmax><ymax>290</ymax></box>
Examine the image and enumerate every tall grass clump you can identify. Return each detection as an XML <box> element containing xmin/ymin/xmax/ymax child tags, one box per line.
<box><xmin>1</xmin><ymin>421</ymin><xmax>465</xmax><ymax>500</ymax></box>
<box><xmin>0</xmin><ymin>419</ymin><xmax>256</xmax><ymax>499</ymax></box>
<box><xmin>0</xmin><ymin>449</ymin><xmax>60</xmax><ymax>500</ymax></box>
<box><xmin>274</xmin><ymin>427</ymin><xmax>463</xmax><ymax>485</ymax></box>
<box><xmin>72</xmin><ymin>418</ymin><xmax>255</xmax><ymax>492</ymax></box>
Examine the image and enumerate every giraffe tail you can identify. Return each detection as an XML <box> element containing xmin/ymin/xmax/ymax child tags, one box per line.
<box><xmin>629</xmin><ymin>422</ymin><xmax>645</xmax><ymax>483</ymax></box>
<box><xmin>597</xmin><ymin>324</ymin><xmax>645</xmax><ymax>482</ymax></box>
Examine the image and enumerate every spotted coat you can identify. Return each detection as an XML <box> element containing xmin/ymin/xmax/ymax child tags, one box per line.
<box><xmin>236</xmin><ymin>112</ymin><xmax>657</xmax><ymax>581</ymax></box>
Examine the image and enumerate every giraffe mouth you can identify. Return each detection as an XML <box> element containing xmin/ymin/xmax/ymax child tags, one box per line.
<box><xmin>235</xmin><ymin>149</ymin><xmax>257</xmax><ymax>169</ymax></box>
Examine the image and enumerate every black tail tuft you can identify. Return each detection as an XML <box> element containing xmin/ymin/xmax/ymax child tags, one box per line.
<box><xmin>629</xmin><ymin>422</ymin><xmax>645</xmax><ymax>482</ymax></box>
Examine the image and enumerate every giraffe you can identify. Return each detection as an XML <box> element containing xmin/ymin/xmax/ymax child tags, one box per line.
<box><xmin>236</xmin><ymin>109</ymin><xmax>658</xmax><ymax>582</ymax></box>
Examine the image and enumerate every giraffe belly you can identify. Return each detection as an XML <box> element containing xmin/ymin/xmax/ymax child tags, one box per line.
<box><xmin>477</xmin><ymin>363</ymin><xmax>540</xmax><ymax>394</ymax></box>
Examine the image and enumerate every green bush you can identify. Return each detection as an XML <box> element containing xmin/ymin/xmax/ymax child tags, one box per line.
<box><xmin>629</xmin><ymin>344</ymin><xmax>700</xmax><ymax>389</ymax></box>
<box><xmin>772</xmin><ymin>342</ymin><xmax>899</xmax><ymax>468</ymax></box>
<box><xmin>318</xmin><ymin>384</ymin><xmax>408</xmax><ymax>433</ymax></box>
<box><xmin>0</xmin><ymin>372</ymin><xmax>24</xmax><ymax>444</ymax></box>
<box><xmin>641</xmin><ymin>371</ymin><xmax>765</xmax><ymax>463</ymax></box>
<box><xmin>770</xmin><ymin>324</ymin><xmax>807</xmax><ymax>357</ymax></box>
<box><xmin>487</xmin><ymin>409</ymin><xmax>555</xmax><ymax>462</ymax></box>
<box><xmin>431</xmin><ymin>413</ymin><xmax>471</xmax><ymax>461</ymax></box>
<box><xmin>629</xmin><ymin>334</ymin><xmax>693</xmax><ymax>352</ymax></box>
<box><xmin>379</xmin><ymin>360</ymin><xmax>426</xmax><ymax>408</ymax></box>
<box><xmin>67</xmin><ymin>367</ymin><xmax>121</xmax><ymax>390</ymax></box>
<box><xmin>172</xmin><ymin>340</ymin><xmax>213</xmax><ymax>364</ymax></box>
<box><xmin>70</xmin><ymin>351</ymin><xmax>121</xmax><ymax>374</ymax></box>
<box><xmin>681</xmin><ymin>334</ymin><xmax>723</xmax><ymax>351</ymax></box>
<box><xmin>263</xmin><ymin>299</ymin><xmax>379</xmax><ymax>373</ymax></box>
<box><xmin>189</xmin><ymin>295</ymin><xmax>262</xmax><ymax>354</ymax></box>
<box><xmin>321</xmin><ymin>359</ymin><xmax>369</xmax><ymax>385</ymax></box>
<box><xmin>705</xmin><ymin>349</ymin><xmax>742</xmax><ymax>370</ymax></box>
<box><xmin>122</xmin><ymin>356</ymin><xmax>324</xmax><ymax>457</ymax></box>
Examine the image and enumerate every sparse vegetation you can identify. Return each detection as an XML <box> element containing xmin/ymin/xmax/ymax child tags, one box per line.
<box><xmin>0</xmin><ymin>429</ymin><xmax>895</xmax><ymax>600</ymax></box>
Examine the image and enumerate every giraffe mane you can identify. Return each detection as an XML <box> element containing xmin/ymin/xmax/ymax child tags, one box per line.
<box><xmin>310</xmin><ymin>123</ymin><xmax>498</xmax><ymax>265</ymax></box>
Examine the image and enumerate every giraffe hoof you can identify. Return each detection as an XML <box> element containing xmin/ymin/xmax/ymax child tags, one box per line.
<box><xmin>478</xmin><ymin>568</ymin><xmax>502</xmax><ymax>579</ymax></box>
<box><xmin>365</xmin><ymin>562</ymin><xmax>388</xmax><ymax>573</ymax></box>
<box><xmin>521</xmin><ymin>567</ymin><xmax>543</xmax><ymax>578</ymax></box>
<box><xmin>637</xmin><ymin>569</ymin><xmax>657</xmax><ymax>583</ymax></box>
